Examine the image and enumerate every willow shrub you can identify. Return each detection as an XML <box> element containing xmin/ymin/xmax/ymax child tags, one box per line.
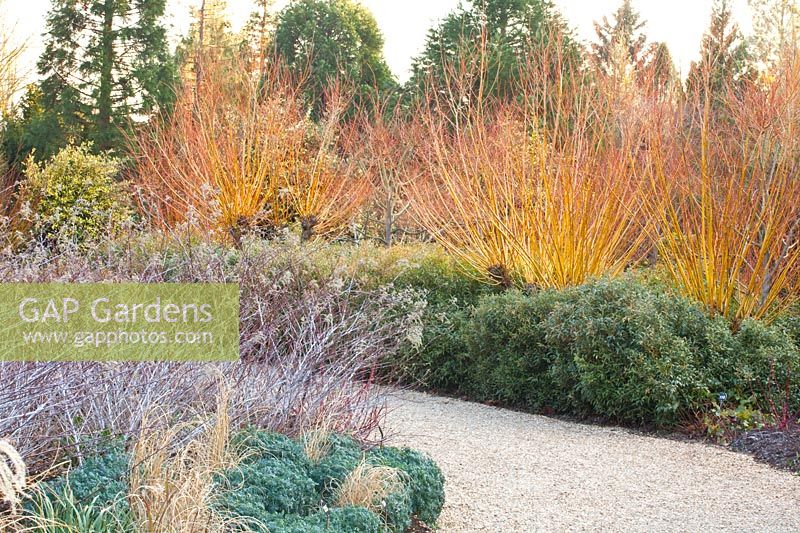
<box><xmin>133</xmin><ymin>59</ymin><xmax>367</xmax><ymax>243</ymax></box>
<box><xmin>644</xmin><ymin>59</ymin><xmax>800</xmax><ymax>325</ymax></box>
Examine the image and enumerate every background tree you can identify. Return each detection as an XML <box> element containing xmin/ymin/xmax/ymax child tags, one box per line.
<box><xmin>244</xmin><ymin>0</ymin><xmax>275</xmax><ymax>80</ymax></box>
<box><xmin>407</xmin><ymin>0</ymin><xmax>579</xmax><ymax>102</ymax></box>
<box><xmin>687</xmin><ymin>0</ymin><xmax>755</xmax><ymax>106</ymax></box>
<box><xmin>177</xmin><ymin>0</ymin><xmax>242</xmax><ymax>95</ymax></box>
<box><xmin>36</xmin><ymin>0</ymin><xmax>176</xmax><ymax>153</ymax></box>
<box><xmin>274</xmin><ymin>0</ymin><xmax>395</xmax><ymax>116</ymax></box>
<box><xmin>592</xmin><ymin>0</ymin><xmax>676</xmax><ymax>94</ymax></box>
<box><xmin>0</xmin><ymin>0</ymin><xmax>25</xmax><ymax>209</ymax></box>
<box><xmin>2</xmin><ymin>85</ymin><xmax>74</xmax><ymax>169</ymax></box>
<box><xmin>592</xmin><ymin>0</ymin><xmax>647</xmax><ymax>74</ymax></box>
<box><xmin>647</xmin><ymin>42</ymin><xmax>679</xmax><ymax>94</ymax></box>
<box><xmin>0</xmin><ymin>0</ymin><xmax>24</xmax><ymax>114</ymax></box>
<box><xmin>748</xmin><ymin>0</ymin><xmax>800</xmax><ymax>67</ymax></box>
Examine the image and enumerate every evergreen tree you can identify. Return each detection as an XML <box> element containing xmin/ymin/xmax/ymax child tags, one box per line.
<box><xmin>592</xmin><ymin>1</ymin><xmax>676</xmax><ymax>93</ymax></box>
<box><xmin>274</xmin><ymin>0</ymin><xmax>395</xmax><ymax>116</ymax></box>
<box><xmin>2</xmin><ymin>85</ymin><xmax>77</xmax><ymax>170</ymax></box>
<box><xmin>687</xmin><ymin>0</ymin><xmax>754</xmax><ymax>105</ymax></box>
<box><xmin>37</xmin><ymin>0</ymin><xmax>177</xmax><ymax>153</ymax></box>
<box><xmin>408</xmin><ymin>0</ymin><xmax>579</xmax><ymax>101</ymax></box>
<box><xmin>0</xmin><ymin>0</ymin><xmax>23</xmax><ymax>186</ymax></box>
<box><xmin>592</xmin><ymin>0</ymin><xmax>648</xmax><ymax>75</ymax></box>
<box><xmin>647</xmin><ymin>42</ymin><xmax>679</xmax><ymax>94</ymax></box>
<box><xmin>177</xmin><ymin>0</ymin><xmax>242</xmax><ymax>92</ymax></box>
<box><xmin>244</xmin><ymin>0</ymin><xmax>275</xmax><ymax>80</ymax></box>
<box><xmin>0</xmin><ymin>0</ymin><xmax>23</xmax><ymax>114</ymax></box>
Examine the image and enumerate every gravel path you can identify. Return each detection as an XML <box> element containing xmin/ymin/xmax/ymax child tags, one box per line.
<box><xmin>384</xmin><ymin>390</ymin><xmax>800</xmax><ymax>532</ymax></box>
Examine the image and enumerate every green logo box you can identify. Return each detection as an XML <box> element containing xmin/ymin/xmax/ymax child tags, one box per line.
<box><xmin>0</xmin><ymin>283</ymin><xmax>239</xmax><ymax>362</ymax></box>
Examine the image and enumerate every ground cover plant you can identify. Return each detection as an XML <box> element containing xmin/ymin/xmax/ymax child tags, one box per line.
<box><xmin>1</xmin><ymin>384</ymin><xmax>444</xmax><ymax>532</ymax></box>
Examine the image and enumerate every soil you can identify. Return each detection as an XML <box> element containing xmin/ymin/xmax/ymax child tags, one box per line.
<box><xmin>731</xmin><ymin>428</ymin><xmax>800</xmax><ymax>473</ymax></box>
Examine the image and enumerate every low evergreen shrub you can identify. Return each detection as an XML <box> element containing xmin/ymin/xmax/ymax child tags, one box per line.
<box><xmin>256</xmin><ymin>505</ymin><xmax>383</xmax><ymax>533</ymax></box>
<box><xmin>367</xmin><ymin>446</ymin><xmax>445</xmax><ymax>526</ymax></box>
<box><xmin>544</xmin><ymin>278</ymin><xmax>711</xmax><ymax>425</ymax></box>
<box><xmin>398</xmin><ymin>274</ymin><xmax>800</xmax><ymax>427</ymax></box>
<box><xmin>306</xmin><ymin>433</ymin><xmax>362</xmax><ymax>501</ymax></box>
<box><xmin>30</xmin><ymin>430</ymin><xmax>446</xmax><ymax>533</ymax></box>
<box><xmin>216</xmin><ymin>457</ymin><xmax>319</xmax><ymax>518</ymax></box>
<box><xmin>46</xmin><ymin>448</ymin><xmax>129</xmax><ymax>508</ymax></box>
<box><xmin>463</xmin><ymin>289</ymin><xmax>572</xmax><ymax>411</ymax></box>
<box><xmin>391</xmin><ymin>253</ymin><xmax>490</xmax><ymax>389</ymax></box>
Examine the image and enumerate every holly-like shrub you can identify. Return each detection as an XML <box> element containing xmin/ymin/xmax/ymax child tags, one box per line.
<box><xmin>391</xmin><ymin>253</ymin><xmax>490</xmax><ymax>390</ymax></box>
<box><xmin>423</xmin><ymin>274</ymin><xmax>800</xmax><ymax>427</ymax></box>
<box><xmin>23</xmin><ymin>144</ymin><xmax>130</xmax><ymax>246</ymax></box>
<box><xmin>463</xmin><ymin>288</ymin><xmax>572</xmax><ymax>411</ymax></box>
<box><xmin>544</xmin><ymin>278</ymin><xmax>712</xmax><ymax>425</ymax></box>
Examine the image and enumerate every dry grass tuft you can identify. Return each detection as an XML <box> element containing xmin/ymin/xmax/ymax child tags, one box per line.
<box><xmin>0</xmin><ymin>439</ymin><xmax>26</xmax><ymax>515</ymax></box>
<box><xmin>128</xmin><ymin>376</ymin><xmax>237</xmax><ymax>533</ymax></box>
<box><xmin>303</xmin><ymin>424</ymin><xmax>333</xmax><ymax>464</ymax></box>
<box><xmin>334</xmin><ymin>460</ymin><xmax>405</xmax><ymax>515</ymax></box>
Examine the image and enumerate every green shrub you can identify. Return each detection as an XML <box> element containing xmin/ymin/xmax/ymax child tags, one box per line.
<box><xmin>216</xmin><ymin>457</ymin><xmax>318</xmax><ymax>518</ymax></box>
<box><xmin>23</xmin><ymin>144</ymin><xmax>130</xmax><ymax>246</ymax></box>
<box><xmin>462</xmin><ymin>289</ymin><xmax>572</xmax><ymax>410</ymax></box>
<box><xmin>36</xmin><ymin>429</ymin><xmax>444</xmax><ymax>533</ymax></box>
<box><xmin>47</xmin><ymin>449</ymin><xmax>129</xmax><ymax>508</ymax></box>
<box><xmin>231</xmin><ymin>427</ymin><xmax>309</xmax><ymax>465</ymax></box>
<box><xmin>776</xmin><ymin>308</ymin><xmax>800</xmax><ymax>349</ymax></box>
<box><xmin>391</xmin><ymin>253</ymin><xmax>490</xmax><ymax>389</ymax></box>
<box><xmin>415</xmin><ymin>273</ymin><xmax>800</xmax><ymax>427</ymax></box>
<box><xmin>393</xmin><ymin>252</ymin><xmax>487</xmax><ymax>309</ymax></box>
<box><xmin>378</xmin><ymin>481</ymin><xmax>413</xmax><ymax>533</ymax></box>
<box><xmin>367</xmin><ymin>446</ymin><xmax>445</xmax><ymax>526</ymax></box>
<box><xmin>305</xmin><ymin>433</ymin><xmax>362</xmax><ymax>501</ymax></box>
<box><xmin>219</xmin><ymin>430</ymin><xmax>445</xmax><ymax>531</ymax></box>
<box><xmin>728</xmin><ymin>319</ymin><xmax>800</xmax><ymax>409</ymax></box>
<box><xmin>255</xmin><ymin>506</ymin><xmax>383</xmax><ymax>533</ymax></box>
<box><xmin>544</xmin><ymin>278</ymin><xmax>716</xmax><ymax>425</ymax></box>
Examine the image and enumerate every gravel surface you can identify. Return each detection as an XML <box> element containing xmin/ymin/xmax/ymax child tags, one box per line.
<box><xmin>384</xmin><ymin>390</ymin><xmax>800</xmax><ymax>532</ymax></box>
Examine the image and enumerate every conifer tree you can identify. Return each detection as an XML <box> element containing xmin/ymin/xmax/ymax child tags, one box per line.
<box><xmin>592</xmin><ymin>0</ymin><xmax>648</xmax><ymax>76</ymax></box>
<box><xmin>244</xmin><ymin>0</ymin><xmax>275</xmax><ymax>80</ymax></box>
<box><xmin>408</xmin><ymin>0</ymin><xmax>578</xmax><ymax>101</ymax></box>
<box><xmin>592</xmin><ymin>0</ymin><xmax>676</xmax><ymax>93</ymax></box>
<box><xmin>687</xmin><ymin>0</ymin><xmax>754</xmax><ymax>105</ymax></box>
<box><xmin>177</xmin><ymin>0</ymin><xmax>241</xmax><ymax>93</ymax></box>
<box><xmin>37</xmin><ymin>0</ymin><xmax>176</xmax><ymax>152</ymax></box>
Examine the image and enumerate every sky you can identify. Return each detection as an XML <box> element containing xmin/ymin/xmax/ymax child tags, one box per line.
<box><xmin>6</xmin><ymin>0</ymin><xmax>753</xmax><ymax>84</ymax></box>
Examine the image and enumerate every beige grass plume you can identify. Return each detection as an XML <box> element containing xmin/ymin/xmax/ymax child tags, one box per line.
<box><xmin>0</xmin><ymin>439</ymin><xmax>27</xmax><ymax>514</ymax></box>
<box><xmin>335</xmin><ymin>460</ymin><xmax>405</xmax><ymax>515</ymax></box>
